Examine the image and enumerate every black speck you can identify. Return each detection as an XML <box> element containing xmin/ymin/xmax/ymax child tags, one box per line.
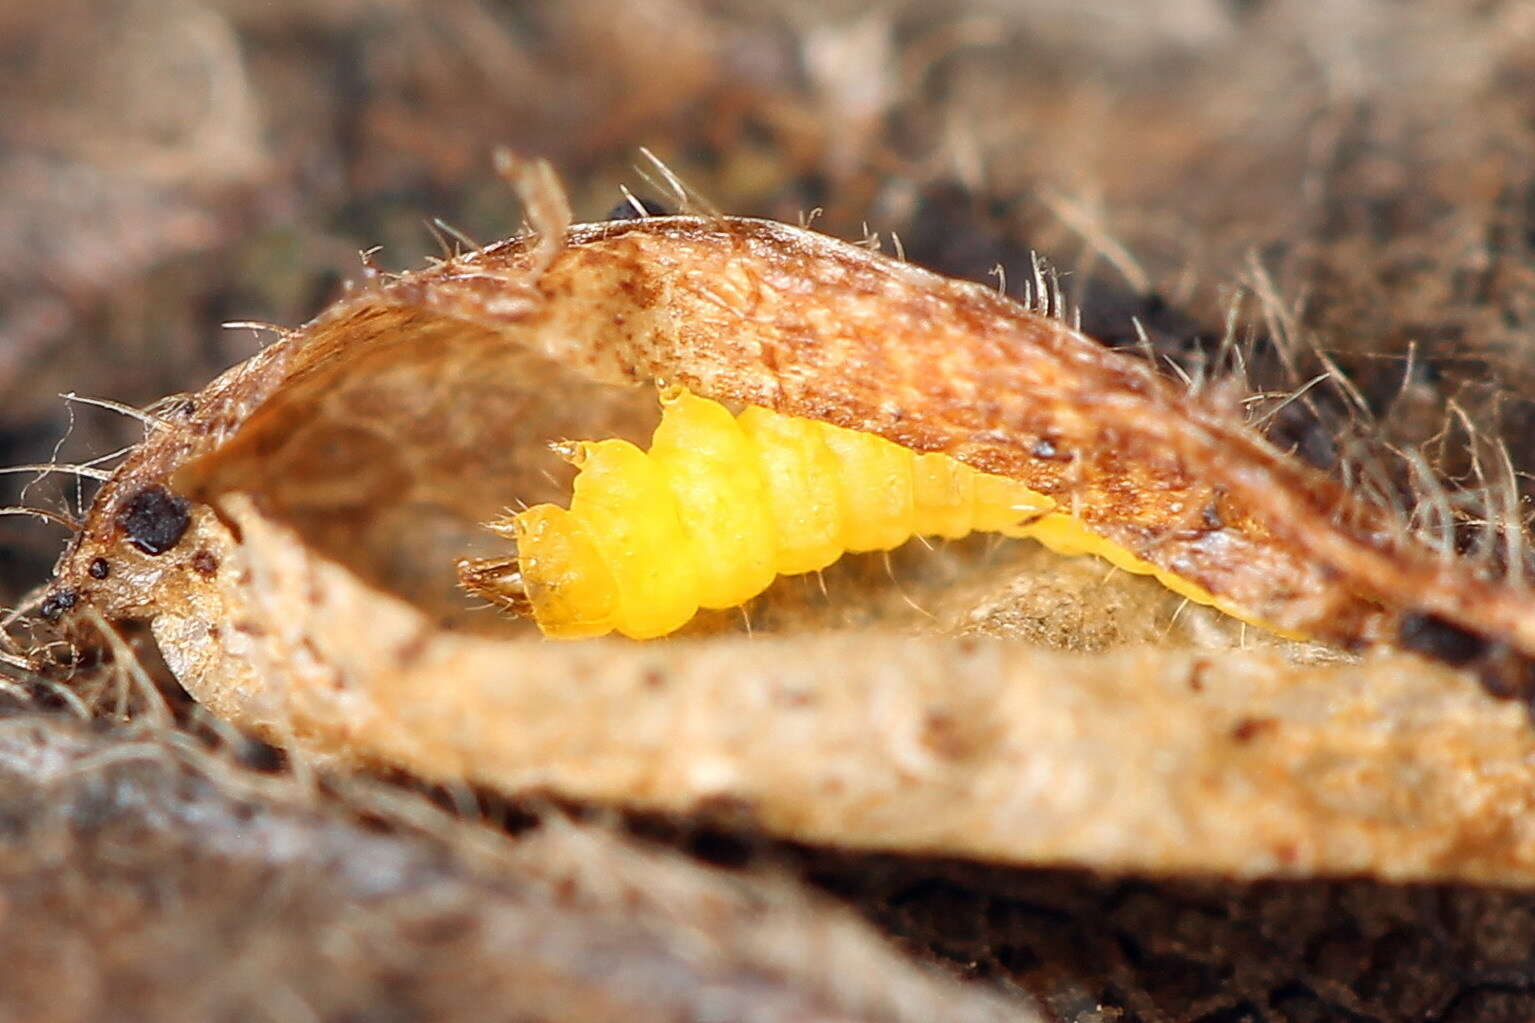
<box><xmin>190</xmin><ymin>548</ymin><xmax>220</xmax><ymax>577</ymax></box>
<box><xmin>1031</xmin><ymin>438</ymin><xmax>1072</xmax><ymax>460</ymax></box>
<box><xmin>88</xmin><ymin>557</ymin><xmax>110</xmax><ymax>579</ymax></box>
<box><xmin>1230</xmin><ymin>716</ymin><xmax>1277</xmax><ymax>743</ymax></box>
<box><xmin>233</xmin><ymin>736</ymin><xmax>286</xmax><ymax>772</ymax></box>
<box><xmin>1396</xmin><ymin>611</ymin><xmax>1488</xmax><ymax>667</ymax></box>
<box><xmin>1468</xmin><ymin>643</ymin><xmax>1535</xmax><ymax>703</ymax></box>
<box><xmin>684</xmin><ymin>828</ymin><xmax>755</xmax><ymax>869</ymax></box>
<box><xmin>606</xmin><ymin>196</ymin><xmax>673</xmax><ymax>220</ymax></box>
<box><xmin>39</xmin><ymin>589</ymin><xmax>78</xmax><ymax>621</ymax></box>
<box><xmin>115</xmin><ymin>484</ymin><xmax>191</xmax><ymax>555</ymax></box>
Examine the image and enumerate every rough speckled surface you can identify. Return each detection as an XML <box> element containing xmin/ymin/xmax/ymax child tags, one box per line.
<box><xmin>0</xmin><ymin>713</ymin><xmax>1025</xmax><ymax>1022</ymax></box>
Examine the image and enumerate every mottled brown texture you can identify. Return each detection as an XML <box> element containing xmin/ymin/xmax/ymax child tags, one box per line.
<box><xmin>0</xmin><ymin>713</ymin><xmax>1024</xmax><ymax>1023</ymax></box>
<box><xmin>802</xmin><ymin>852</ymin><xmax>1535</xmax><ymax>1023</ymax></box>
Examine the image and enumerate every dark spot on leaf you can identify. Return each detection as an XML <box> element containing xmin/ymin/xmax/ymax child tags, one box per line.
<box><xmin>1470</xmin><ymin>643</ymin><xmax>1535</xmax><ymax>703</ymax></box>
<box><xmin>233</xmin><ymin>736</ymin><xmax>286</xmax><ymax>772</ymax></box>
<box><xmin>1396</xmin><ymin>611</ymin><xmax>1488</xmax><ymax>667</ymax></box>
<box><xmin>115</xmin><ymin>484</ymin><xmax>191</xmax><ymax>555</ymax></box>
<box><xmin>694</xmin><ymin>792</ymin><xmax>758</xmax><ymax>825</ymax></box>
<box><xmin>684</xmin><ymin>828</ymin><xmax>755</xmax><ymax>869</ymax></box>
<box><xmin>39</xmin><ymin>589</ymin><xmax>78</xmax><ymax>621</ymax></box>
<box><xmin>1230</xmin><ymin>716</ymin><xmax>1277</xmax><ymax>743</ymax></box>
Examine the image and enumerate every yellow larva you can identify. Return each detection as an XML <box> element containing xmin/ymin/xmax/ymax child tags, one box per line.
<box><xmin>483</xmin><ymin>385</ymin><xmax>1266</xmax><ymax>640</ymax></box>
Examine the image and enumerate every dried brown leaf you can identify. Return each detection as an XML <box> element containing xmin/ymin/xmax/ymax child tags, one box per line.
<box><xmin>38</xmin><ymin>210</ymin><xmax>1535</xmax><ymax>886</ymax></box>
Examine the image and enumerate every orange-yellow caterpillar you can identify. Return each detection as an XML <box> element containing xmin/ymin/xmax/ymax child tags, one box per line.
<box><xmin>466</xmin><ymin>385</ymin><xmax>1260</xmax><ymax>640</ymax></box>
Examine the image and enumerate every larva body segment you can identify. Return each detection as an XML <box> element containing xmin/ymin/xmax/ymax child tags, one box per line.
<box><xmin>910</xmin><ymin>454</ymin><xmax>977</xmax><ymax>539</ymax></box>
<box><xmin>820</xmin><ymin>428</ymin><xmax>917</xmax><ymax>552</ymax></box>
<box><xmin>649</xmin><ymin>391</ymin><xmax>777</xmax><ymax>610</ymax></box>
<box><xmin>560</xmin><ymin>438</ymin><xmax>700</xmax><ymax>638</ymax></box>
<box><xmin>735</xmin><ymin>405</ymin><xmax>846</xmax><ymax>574</ymax></box>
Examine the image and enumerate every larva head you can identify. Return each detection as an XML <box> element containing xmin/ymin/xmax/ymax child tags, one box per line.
<box><xmin>456</xmin><ymin>555</ymin><xmax>532</xmax><ymax>617</ymax></box>
<box><xmin>511</xmin><ymin>505</ymin><xmax>621</xmax><ymax>639</ymax></box>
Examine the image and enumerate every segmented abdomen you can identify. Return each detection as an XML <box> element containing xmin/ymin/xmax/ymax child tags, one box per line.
<box><xmin>512</xmin><ymin>386</ymin><xmax>1062</xmax><ymax>639</ymax></box>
